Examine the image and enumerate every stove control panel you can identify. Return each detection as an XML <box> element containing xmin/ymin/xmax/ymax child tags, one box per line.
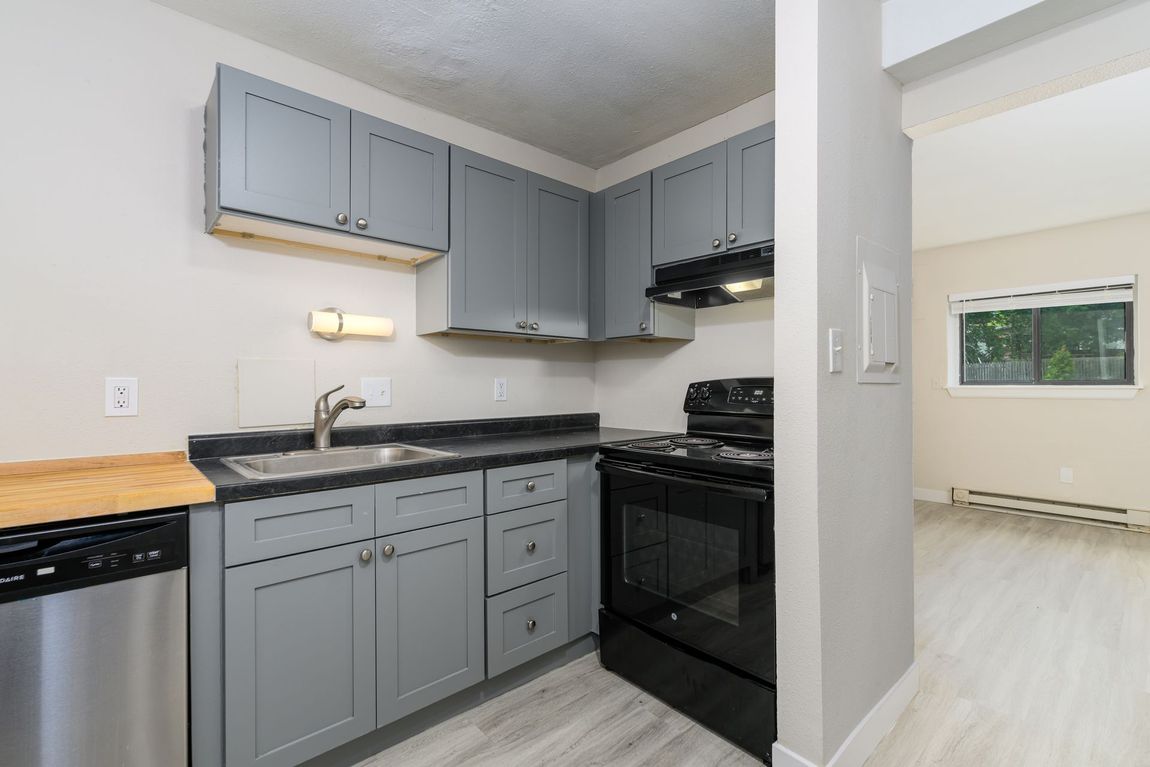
<box><xmin>683</xmin><ymin>377</ymin><xmax>774</xmax><ymax>415</ymax></box>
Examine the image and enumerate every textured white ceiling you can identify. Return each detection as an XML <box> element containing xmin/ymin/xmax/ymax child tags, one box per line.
<box><xmin>913</xmin><ymin>67</ymin><xmax>1150</xmax><ymax>250</ymax></box>
<box><xmin>157</xmin><ymin>0</ymin><xmax>776</xmax><ymax>168</ymax></box>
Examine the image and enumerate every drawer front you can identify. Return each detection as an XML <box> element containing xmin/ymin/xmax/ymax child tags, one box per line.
<box><xmin>486</xmin><ymin>573</ymin><xmax>569</xmax><ymax>678</ymax></box>
<box><xmin>485</xmin><ymin>501</ymin><xmax>568</xmax><ymax>595</ymax></box>
<box><xmin>375</xmin><ymin>471</ymin><xmax>483</xmax><ymax>535</ymax></box>
<box><xmin>225</xmin><ymin>486</ymin><xmax>374</xmax><ymax>566</ymax></box>
<box><xmin>485</xmin><ymin>460</ymin><xmax>567</xmax><ymax>514</ymax></box>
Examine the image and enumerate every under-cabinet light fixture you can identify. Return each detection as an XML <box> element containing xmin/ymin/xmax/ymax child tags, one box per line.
<box><xmin>307</xmin><ymin>308</ymin><xmax>394</xmax><ymax>341</ymax></box>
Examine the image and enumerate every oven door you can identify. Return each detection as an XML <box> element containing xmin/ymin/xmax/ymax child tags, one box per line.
<box><xmin>598</xmin><ymin>458</ymin><xmax>775</xmax><ymax>684</ymax></box>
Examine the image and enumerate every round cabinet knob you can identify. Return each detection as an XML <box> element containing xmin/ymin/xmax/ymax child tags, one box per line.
<box><xmin>637</xmin><ymin>513</ymin><xmax>646</xmax><ymax>523</ymax></box>
<box><xmin>526</xmin><ymin>481</ymin><xmax>537</xmax><ymax>492</ymax></box>
<box><xmin>360</xmin><ymin>549</ymin><xmax>373</xmax><ymax>562</ymax></box>
<box><xmin>526</xmin><ymin>619</ymin><xmax>537</xmax><ymax>632</ymax></box>
<box><xmin>517</xmin><ymin>320</ymin><xmax>528</xmax><ymax>329</ymax></box>
<box><xmin>530</xmin><ymin>322</ymin><xmax>540</xmax><ymax>331</ymax></box>
<box><xmin>526</xmin><ymin>539</ymin><xmax>537</xmax><ymax>553</ymax></box>
<box><xmin>712</xmin><ymin>238</ymin><xmax>722</xmax><ymax>249</ymax></box>
<box><xmin>381</xmin><ymin>544</ymin><xmax>395</xmax><ymax>557</ymax></box>
<box><xmin>728</xmin><ymin>232</ymin><xmax>738</xmax><ymax>243</ymax></box>
<box><xmin>356</xmin><ymin>218</ymin><xmax>368</xmax><ymax>230</ymax></box>
<box><xmin>336</xmin><ymin>212</ymin><xmax>349</xmax><ymax>225</ymax></box>
<box><xmin>639</xmin><ymin>321</ymin><xmax>648</xmax><ymax>331</ymax></box>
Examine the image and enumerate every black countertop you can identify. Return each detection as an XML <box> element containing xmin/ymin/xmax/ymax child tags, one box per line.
<box><xmin>191</xmin><ymin>414</ymin><xmax>673</xmax><ymax>503</ymax></box>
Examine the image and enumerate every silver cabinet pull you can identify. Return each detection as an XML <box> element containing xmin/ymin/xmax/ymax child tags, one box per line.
<box><xmin>530</xmin><ymin>322</ymin><xmax>540</xmax><ymax>331</ymax></box>
<box><xmin>356</xmin><ymin>218</ymin><xmax>368</xmax><ymax>230</ymax></box>
<box><xmin>525</xmin><ymin>539</ymin><xmax>537</xmax><ymax>553</ymax></box>
<box><xmin>639</xmin><ymin>321</ymin><xmax>648</xmax><ymax>331</ymax></box>
<box><xmin>526</xmin><ymin>481</ymin><xmax>537</xmax><ymax>492</ymax></box>
<box><xmin>526</xmin><ymin>619</ymin><xmax>537</xmax><ymax>632</ymax></box>
<box><xmin>336</xmin><ymin>213</ymin><xmax>349</xmax><ymax>225</ymax></box>
<box><xmin>360</xmin><ymin>549</ymin><xmax>373</xmax><ymax>562</ymax></box>
<box><xmin>381</xmin><ymin>544</ymin><xmax>395</xmax><ymax>557</ymax></box>
<box><xmin>712</xmin><ymin>238</ymin><xmax>721</xmax><ymax>248</ymax></box>
<box><xmin>517</xmin><ymin>320</ymin><xmax>528</xmax><ymax>329</ymax></box>
<box><xmin>728</xmin><ymin>232</ymin><xmax>737</xmax><ymax>243</ymax></box>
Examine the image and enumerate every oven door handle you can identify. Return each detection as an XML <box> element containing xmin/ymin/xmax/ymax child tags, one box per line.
<box><xmin>598</xmin><ymin>461</ymin><xmax>771</xmax><ymax>503</ymax></box>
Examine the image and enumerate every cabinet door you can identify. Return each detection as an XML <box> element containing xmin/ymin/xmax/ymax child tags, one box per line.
<box><xmin>225</xmin><ymin>543</ymin><xmax>375</xmax><ymax>767</ymax></box>
<box><xmin>217</xmin><ymin>65</ymin><xmax>351</xmax><ymax>232</ymax></box>
<box><xmin>726</xmin><ymin>123</ymin><xmax>775</xmax><ymax>248</ymax></box>
<box><xmin>527</xmin><ymin>173</ymin><xmax>589</xmax><ymax>339</ymax></box>
<box><xmin>448</xmin><ymin>148</ymin><xmax>528</xmax><ymax>333</ymax></box>
<box><xmin>651</xmin><ymin>142</ymin><xmax>727</xmax><ymax>266</ymax></box>
<box><xmin>604</xmin><ymin>173</ymin><xmax>654</xmax><ymax>338</ymax></box>
<box><xmin>377</xmin><ymin>517</ymin><xmax>485</xmax><ymax>728</ymax></box>
<box><xmin>351</xmin><ymin>111</ymin><xmax>449</xmax><ymax>251</ymax></box>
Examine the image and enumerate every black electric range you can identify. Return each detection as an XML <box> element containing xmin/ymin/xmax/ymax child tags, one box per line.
<box><xmin>597</xmin><ymin>377</ymin><xmax>777</xmax><ymax>762</ymax></box>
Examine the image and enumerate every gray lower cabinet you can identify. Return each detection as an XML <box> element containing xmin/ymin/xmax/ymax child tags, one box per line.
<box><xmin>213</xmin><ymin>64</ymin><xmax>351</xmax><ymax>233</ymax></box>
<box><xmin>597</xmin><ymin>175</ymin><xmax>694</xmax><ymax>341</ymax></box>
<box><xmin>376</xmin><ymin>517</ymin><xmax>486</xmax><ymax>728</ymax></box>
<box><xmin>486</xmin><ymin>501</ymin><xmax>568</xmax><ymax>595</ymax></box>
<box><xmin>351</xmin><ymin>111</ymin><xmax>449</xmax><ymax>251</ymax></box>
<box><xmin>486</xmin><ymin>459</ymin><xmax>568</xmax><ymax>514</ymax></box>
<box><xmin>224</xmin><ymin>485</ymin><xmax>374</xmax><ymax>566</ymax></box>
<box><xmin>651</xmin><ymin>142</ymin><xmax>727</xmax><ymax>266</ymax></box>
<box><xmin>726</xmin><ymin>123</ymin><xmax>775</xmax><ymax>249</ymax></box>
<box><xmin>224</xmin><ymin>542</ymin><xmax>376</xmax><ymax>767</ymax></box>
<box><xmin>486</xmin><ymin>573</ymin><xmax>570</xmax><ymax>678</ymax></box>
<box><xmin>375</xmin><ymin>470</ymin><xmax>483</xmax><ymax>536</ymax></box>
<box><xmin>527</xmin><ymin>173</ymin><xmax>590</xmax><ymax>339</ymax></box>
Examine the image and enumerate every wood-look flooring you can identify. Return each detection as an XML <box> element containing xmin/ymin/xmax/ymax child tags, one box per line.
<box><xmin>359</xmin><ymin>501</ymin><xmax>1150</xmax><ymax>766</ymax></box>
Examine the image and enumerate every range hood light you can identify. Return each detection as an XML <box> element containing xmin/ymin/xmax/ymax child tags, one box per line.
<box><xmin>725</xmin><ymin>279</ymin><xmax>764</xmax><ymax>293</ymax></box>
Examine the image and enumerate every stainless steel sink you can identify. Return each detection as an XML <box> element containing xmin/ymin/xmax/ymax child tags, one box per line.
<box><xmin>221</xmin><ymin>443</ymin><xmax>460</xmax><ymax>480</ymax></box>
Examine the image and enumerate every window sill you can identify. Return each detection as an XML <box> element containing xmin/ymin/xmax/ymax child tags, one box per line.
<box><xmin>946</xmin><ymin>385</ymin><xmax>1142</xmax><ymax>400</ymax></box>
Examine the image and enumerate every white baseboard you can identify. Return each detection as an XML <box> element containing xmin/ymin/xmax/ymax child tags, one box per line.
<box><xmin>913</xmin><ymin>487</ymin><xmax>950</xmax><ymax>504</ymax></box>
<box><xmin>772</xmin><ymin>661</ymin><xmax>919</xmax><ymax>767</ymax></box>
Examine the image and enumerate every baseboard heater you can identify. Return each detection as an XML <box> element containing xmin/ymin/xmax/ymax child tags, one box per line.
<box><xmin>952</xmin><ymin>488</ymin><xmax>1149</xmax><ymax>529</ymax></box>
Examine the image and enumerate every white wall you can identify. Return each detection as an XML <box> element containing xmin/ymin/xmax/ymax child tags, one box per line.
<box><xmin>914</xmin><ymin>212</ymin><xmax>1150</xmax><ymax>511</ymax></box>
<box><xmin>775</xmin><ymin>0</ymin><xmax>916</xmax><ymax>763</ymax></box>
<box><xmin>0</xmin><ymin>0</ymin><xmax>599</xmax><ymax>462</ymax></box>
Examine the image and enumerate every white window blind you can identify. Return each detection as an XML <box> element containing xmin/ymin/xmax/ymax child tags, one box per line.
<box><xmin>949</xmin><ymin>276</ymin><xmax>1135</xmax><ymax>316</ymax></box>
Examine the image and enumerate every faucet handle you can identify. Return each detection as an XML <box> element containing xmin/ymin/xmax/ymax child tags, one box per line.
<box><xmin>315</xmin><ymin>384</ymin><xmax>345</xmax><ymax>413</ymax></box>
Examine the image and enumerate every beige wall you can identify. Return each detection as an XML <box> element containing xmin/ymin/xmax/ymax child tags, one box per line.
<box><xmin>0</xmin><ymin>0</ymin><xmax>599</xmax><ymax>462</ymax></box>
<box><xmin>914</xmin><ymin>211</ymin><xmax>1150</xmax><ymax>511</ymax></box>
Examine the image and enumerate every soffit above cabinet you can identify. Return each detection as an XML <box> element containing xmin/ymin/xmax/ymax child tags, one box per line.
<box><xmin>157</xmin><ymin>0</ymin><xmax>775</xmax><ymax>168</ymax></box>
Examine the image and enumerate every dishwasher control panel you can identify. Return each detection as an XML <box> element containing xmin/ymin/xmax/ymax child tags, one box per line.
<box><xmin>0</xmin><ymin>510</ymin><xmax>187</xmax><ymax>603</ymax></box>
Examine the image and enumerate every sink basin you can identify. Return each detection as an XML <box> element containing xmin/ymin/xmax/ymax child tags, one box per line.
<box><xmin>221</xmin><ymin>443</ymin><xmax>460</xmax><ymax>480</ymax></box>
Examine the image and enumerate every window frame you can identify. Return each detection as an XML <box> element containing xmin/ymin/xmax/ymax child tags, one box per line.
<box><xmin>958</xmin><ymin>301</ymin><xmax>1135</xmax><ymax>386</ymax></box>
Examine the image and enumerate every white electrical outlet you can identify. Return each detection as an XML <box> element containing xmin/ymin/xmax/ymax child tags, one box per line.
<box><xmin>494</xmin><ymin>378</ymin><xmax>508</xmax><ymax>402</ymax></box>
<box><xmin>105</xmin><ymin>377</ymin><xmax>139</xmax><ymax>416</ymax></box>
<box><xmin>360</xmin><ymin>377</ymin><xmax>392</xmax><ymax>407</ymax></box>
<box><xmin>1060</xmin><ymin>467</ymin><xmax>1074</xmax><ymax>484</ymax></box>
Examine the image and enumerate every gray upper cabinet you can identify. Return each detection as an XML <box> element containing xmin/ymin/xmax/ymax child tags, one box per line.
<box><xmin>527</xmin><ymin>174</ymin><xmax>589</xmax><ymax>339</ymax></box>
<box><xmin>225</xmin><ymin>542</ymin><xmax>376</xmax><ymax>767</ymax></box>
<box><xmin>600</xmin><ymin>174</ymin><xmax>695</xmax><ymax>341</ymax></box>
<box><xmin>351</xmin><ymin>111</ymin><xmax>449</xmax><ymax>251</ymax></box>
<box><xmin>376</xmin><ymin>517</ymin><xmax>485</xmax><ymax>728</ymax></box>
<box><xmin>651</xmin><ymin>143</ymin><xmax>727</xmax><ymax>266</ymax></box>
<box><xmin>448</xmin><ymin>147</ymin><xmax>529</xmax><ymax>333</ymax></box>
<box><xmin>215</xmin><ymin>65</ymin><xmax>351</xmax><ymax>233</ymax></box>
<box><xmin>726</xmin><ymin>123</ymin><xmax>776</xmax><ymax>249</ymax></box>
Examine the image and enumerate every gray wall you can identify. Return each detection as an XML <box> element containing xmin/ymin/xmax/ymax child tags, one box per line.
<box><xmin>774</xmin><ymin>0</ymin><xmax>915</xmax><ymax>762</ymax></box>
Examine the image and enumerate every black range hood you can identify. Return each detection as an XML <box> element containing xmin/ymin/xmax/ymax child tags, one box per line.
<box><xmin>645</xmin><ymin>243</ymin><xmax>775</xmax><ymax>308</ymax></box>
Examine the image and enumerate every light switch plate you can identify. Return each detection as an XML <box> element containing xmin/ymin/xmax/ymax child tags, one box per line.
<box><xmin>361</xmin><ymin>377</ymin><xmax>392</xmax><ymax>407</ymax></box>
<box><xmin>1060</xmin><ymin>467</ymin><xmax>1074</xmax><ymax>483</ymax></box>
<box><xmin>828</xmin><ymin>328</ymin><xmax>844</xmax><ymax>373</ymax></box>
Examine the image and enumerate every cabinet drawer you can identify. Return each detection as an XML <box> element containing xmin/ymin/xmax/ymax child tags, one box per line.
<box><xmin>485</xmin><ymin>460</ymin><xmax>567</xmax><ymax>514</ymax></box>
<box><xmin>375</xmin><ymin>471</ymin><xmax>483</xmax><ymax>535</ymax></box>
<box><xmin>486</xmin><ymin>573</ymin><xmax>569</xmax><ymax>678</ymax></box>
<box><xmin>224</xmin><ymin>486</ymin><xmax>374</xmax><ymax>566</ymax></box>
<box><xmin>486</xmin><ymin>501</ymin><xmax>567</xmax><ymax>595</ymax></box>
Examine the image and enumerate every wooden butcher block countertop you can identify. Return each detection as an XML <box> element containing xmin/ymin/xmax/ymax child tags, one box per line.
<box><xmin>0</xmin><ymin>452</ymin><xmax>216</xmax><ymax>531</ymax></box>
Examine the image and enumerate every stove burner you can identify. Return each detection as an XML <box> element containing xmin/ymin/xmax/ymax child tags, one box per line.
<box><xmin>669</xmin><ymin>436</ymin><xmax>724</xmax><ymax>448</ymax></box>
<box><xmin>629</xmin><ymin>440</ymin><xmax>676</xmax><ymax>451</ymax></box>
<box><xmin>715</xmin><ymin>450</ymin><xmax>774</xmax><ymax>463</ymax></box>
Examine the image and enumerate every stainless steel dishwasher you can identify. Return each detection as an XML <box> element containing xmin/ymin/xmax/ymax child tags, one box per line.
<box><xmin>0</xmin><ymin>509</ymin><xmax>189</xmax><ymax>767</ymax></box>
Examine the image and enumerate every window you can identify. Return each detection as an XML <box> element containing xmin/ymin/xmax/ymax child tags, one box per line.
<box><xmin>951</xmin><ymin>278</ymin><xmax>1135</xmax><ymax>386</ymax></box>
